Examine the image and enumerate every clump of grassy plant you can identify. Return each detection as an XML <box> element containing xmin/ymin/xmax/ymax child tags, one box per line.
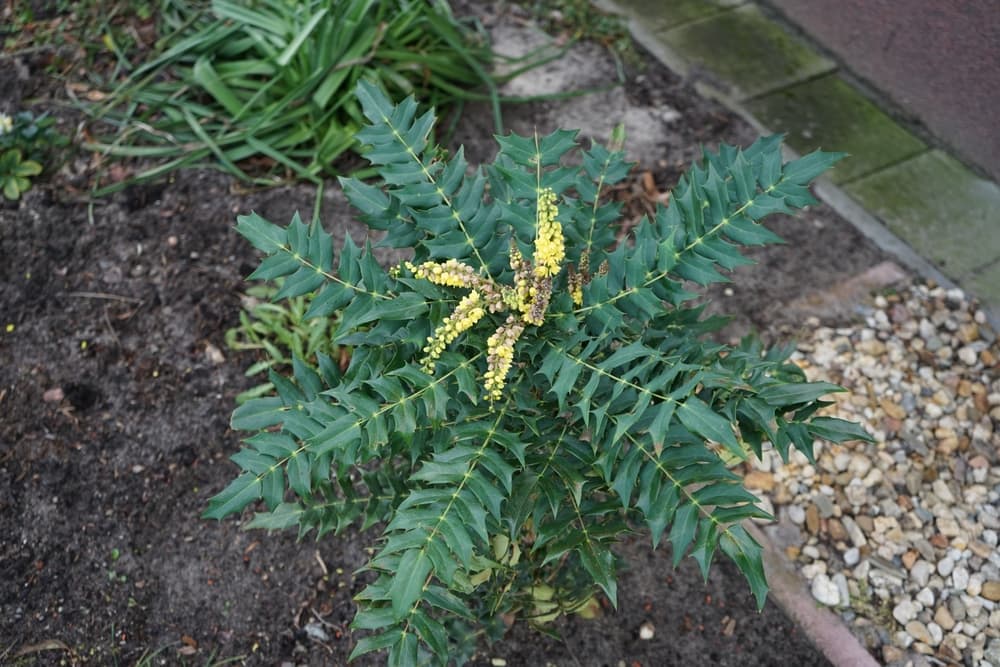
<box><xmin>84</xmin><ymin>0</ymin><xmax>512</xmax><ymax>194</ymax></box>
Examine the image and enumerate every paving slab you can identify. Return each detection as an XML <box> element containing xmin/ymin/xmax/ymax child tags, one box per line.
<box><xmin>656</xmin><ymin>4</ymin><xmax>834</xmax><ymax>101</ymax></box>
<box><xmin>605</xmin><ymin>0</ymin><xmax>745</xmax><ymax>31</ymax></box>
<box><xmin>845</xmin><ymin>150</ymin><xmax>1000</xmax><ymax>287</ymax></box>
<box><xmin>745</xmin><ymin>73</ymin><xmax>926</xmax><ymax>184</ymax></box>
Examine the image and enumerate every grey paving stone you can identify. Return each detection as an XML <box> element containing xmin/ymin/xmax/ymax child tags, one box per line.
<box><xmin>745</xmin><ymin>74</ymin><xmax>926</xmax><ymax>183</ymax></box>
<box><xmin>607</xmin><ymin>0</ymin><xmax>745</xmax><ymax>30</ymax></box>
<box><xmin>845</xmin><ymin>151</ymin><xmax>1000</xmax><ymax>289</ymax></box>
<box><xmin>656</xmin><ymin>4</ymin><xmax>835</xmax><ymax>100</ymax></box>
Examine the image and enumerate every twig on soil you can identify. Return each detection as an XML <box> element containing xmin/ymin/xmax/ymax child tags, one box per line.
<box><xmin>314</xmin><ymin>549</ymin><xmax>329</xmax><ymax>577</ymax></box>
<box><xmin>61</xmin><ymin>291</ymin><xmax>142</xmax><ymax>303</ymax></box>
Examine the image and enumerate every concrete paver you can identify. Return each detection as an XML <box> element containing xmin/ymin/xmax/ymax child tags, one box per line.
<box><xmin>606</xmin><ymin>0</ymin><xmax>745</xmax><ymax>30</ymax></box>
<box><xmin>745</xmin><ymin>73</ymin><xmax>926</xmax><ymax>184</ymax></box>
<box><xmin>655</xmin><ymin>4</ymin><xmax>835</xmax><ymax>100</ymax></box>
<box><xmin>845</xmin><ymin>150</ymin><xmax>1000</xmax><ymax>283</ymax></box>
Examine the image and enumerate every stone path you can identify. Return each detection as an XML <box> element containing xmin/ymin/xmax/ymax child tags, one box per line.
<box><xmin>597</xmin><ymin>0</ymin><xmax>1000</xmax><ymax>326</ymax></box>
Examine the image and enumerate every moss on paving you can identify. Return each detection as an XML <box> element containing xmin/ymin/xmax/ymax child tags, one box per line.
<box><xmin>846</xmin><ymin>150</ymin><xmax>1000</xmax><ymax>284</ymax></box>
<box><xmin>746</xmin><ymin>74</ymin><xmax>926</xmax><ymax>183</ymax></box>
<box><xmin>656</xmin><ymin>4</ymin><xmax>834</xmax><ymax>99</ymax></box>
<box><xmin>609</xmin><ymin>0</ymin><xmax>745</xmax><ymax>30</ymax></box>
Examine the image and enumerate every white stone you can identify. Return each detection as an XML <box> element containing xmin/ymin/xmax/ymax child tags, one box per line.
<box><xmin>833</xmin><ymin>573</ymin><xmax>850</xmax><ymax>608</ymax></box>
<box><xmin>938</xmin><ymin>557</ymin><xmax>956</xmax><ymax>577</ymax></box>
<box><xmin>802</xmin><ymin>562</ymin><xmax>827</xmax><ymax>579</ymax></box>
<box><xmin>845</xmin><ymin>481</ymin><xmax>870</xmax><ymax>506</ymax></box>
<box><xmin>917</xmin><ymin>587</ymin><xmax>936</xmax><ymax>606</ymax></box>
<box><xmin>847</xmin><ymin>454</ymin><xmax>872</xmax><ymax>477</ymax></box>
<box><xmin>911</xmin><ymin>560</ymin><xmax>934</xmax><ymax>587</ymax></box>
<box><xmin>933</xmin><ymin>479</ymin><xmax>956</xmax><ymax>504</ymax></box>
<box><xmin>957</xmin><ymin>346</ymin><xmax>978</xmax><ymax>366</ymax></box>
<box><xmin>844</xmin><ymin>547</ymin><xmax>861</xmax><ymax>567</ymax></box>
<box><xmin>952</xmin><ymin>567</ymin><xmax>970</xmax><ymax>591</ymax></box>
<box><xmin>893</xmin><ymin>599</ymin><xmax>920</xmax><ymax>624</ymax></box>
<box><xmin>787</xmin><ymin>504</ymin><xmax>806</xmax><ymax>525</ymax></box>
<box><xmin>927</xmin><ymin>621</ymin><xmax>944</xmax><ymax>646</ymax></box>
<box><xmin>967</xmin><ymin>573</ymin><xmax>984</xmax><ymax>597</ymax></box>
<box><xmin>811</xmin><ymin>574</ymin><xmax>842</xmax><ymax>607</ymax></box>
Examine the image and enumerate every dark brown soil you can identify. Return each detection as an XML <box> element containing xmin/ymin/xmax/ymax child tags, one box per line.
<box><xmin>1</xmin><ymin>6</ymin><xmax>889</xmax><ymax>666</ymax></box>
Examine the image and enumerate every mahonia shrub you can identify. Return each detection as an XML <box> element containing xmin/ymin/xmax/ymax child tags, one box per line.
<box><xmin>206</xmin><ymin>80</ymin><xmax>871</xmax><ymax>665</ymax></box>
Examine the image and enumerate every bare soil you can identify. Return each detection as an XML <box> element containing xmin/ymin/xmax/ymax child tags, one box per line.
<box><xmin>1</xmin><ymin>5</ymin><xmax>890</xmax><ymax>666</ymax></box>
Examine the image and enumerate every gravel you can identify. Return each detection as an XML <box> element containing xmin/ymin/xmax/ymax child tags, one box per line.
<box><xmin>751</xmin><ymin>282</ymin><xmax>1000</xmax><ymax>666</ymax></box>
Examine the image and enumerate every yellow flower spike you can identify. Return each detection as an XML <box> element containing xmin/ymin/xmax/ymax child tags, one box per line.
<box><xmin>484</xmin><ymin>315</ymin><xmax>525</xmax><ymax>402</ymax></box>
<box><xmin>407</xmin><ymin>259</ymin><xmax>479</xmax><ymax>289</ymax></box>
<box><xmin>532</xmin><ymin>188</ymin><xmax>564</xmax><ymax>279</ymax></box>
<box><xmin>419</xmin><ymin>290</ymin><xmax>486</xmax><ymax>373</ymax></box>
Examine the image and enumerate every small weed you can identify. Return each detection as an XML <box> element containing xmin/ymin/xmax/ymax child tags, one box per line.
<box><xmin>524</xmin><ymin>0</ymin><xmax>638</xmax><ymax>66</ymax></box>
<box><xmin>0</xmin><ymin>110</ymin><xmax>68</xmax><ymax>199</ymax></box>
<box><xmin>224</xmin><ymin>282</ymin><xmax>341</xmax><ymax>404</ymax></box>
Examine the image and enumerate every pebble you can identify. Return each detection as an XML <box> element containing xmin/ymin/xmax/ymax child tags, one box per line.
<box><xmin>957</xmin><ymin>346</ymin><xmax>978</xmax><ymax>366</ymax></box>
<box><xmin>787</xmin><ymin>504</ymin><xmax>806</xmax><ymax>525</ymax></box>
<box><xmin>932</xmin><ymin>479</ymin><xmax>956</xmax><ymax>504</ymax></box>
<box><xmin>813</xmin><ymin>494</ymin><xmax>836</xmax><ymax>519</ymax></box>
<box><xmin>905</xmin><ymin>620</ymin><xmax>933</xmax><ymax>645</ymax></box>
<box><xmin>934</xmin><ymin>605</ymin><xmax>956</xmax><ymax>631</ymax></box>
<box><xmin>910</xmin><ymin>561</ymin><xmax>933</xmax><ymax>587</ymax></box>
<box><xmin>833</xmin><ymin>573</ymin><xmax>850</xmax><ymax>608</ymax></box>
<box><xmin>812</xmin><ymin>573</ymin><xmax>842</xmax><ymax>607</ymax></box>
<box><xmin>755</xmin><ymin>283</ymin><xmax>1000</xmax><ymax>666</ymax></box>
<box><xmin>840</xmin><ymin>516</ymin><xmax>867</xmax><ymax>548</ymax></box>
<box><xmin>952</xmin><ymin>567</ymin><xmax>970</xmax><ymax>591</ymax></box>
<box><xmin>950</xmin><ymin>596</ymin><xmax>967</xmax><ymax>622</ymax></box>
<box><xmin>893</xmin><ymin>599</ymin><xmax>919</xmax><ymax>624</ymax></box>
<box><xmin>983</xmin><ymin>581</ymin><xmax>1000</xmax><ymax>601</ymax></box>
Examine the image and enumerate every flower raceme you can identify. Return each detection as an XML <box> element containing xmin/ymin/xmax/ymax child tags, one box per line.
<box><xmin>485</xmin><ymin>315</ymin><xmax>525</xmax><ymax>402</ymax></box>
<box><xmin>532</xmin><ymin>188</ymin><xmax>564</xmax><ymax>278</ymax></box>
<box><xmin>419</xmin><ymin>290</ymin><xmax>486</xmax><ymax>374</ymax></box>
<box><xmin>407</xmin><ymin>187</ymin><xmax>567</xmax><ymax>399</ymax></box>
